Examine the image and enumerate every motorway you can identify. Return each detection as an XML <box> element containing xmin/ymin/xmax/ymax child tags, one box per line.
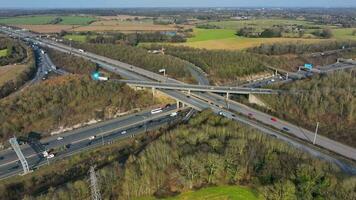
<box><xmin>0</xmin><ymin>106</ymin><xmax>182</xmax><ymax>179</ymax></box>
<box><xmin>1</xmin><ymin>26</ymin><xmax>356</xmax><ymax>175</ymax></box>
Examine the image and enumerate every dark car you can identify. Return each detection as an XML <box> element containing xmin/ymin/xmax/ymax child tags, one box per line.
<box><xmin>282</xmin><ymin>127</ymin><xmax>290</xmax><ymax>131</ymax></box>
<box><xmin>0</xmin><ymin>156</ymin><xmax>4</xmax><ymax>160</ymax></box>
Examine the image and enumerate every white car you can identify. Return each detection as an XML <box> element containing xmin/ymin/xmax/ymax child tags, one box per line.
<box><xmin>88</xmin><ymin>136</ymin><xmax>96</xmax><ymax>140</ymax></box>
<box><xmin>121</xmin><ymin>131</ymin><xmax>127</xmax><ymax>135</ymax></box>
<box><xmin>57</xmin><ymin>137</ymin><xmax>63</xmax><ymax>141</ymax></box>
<box><xmin>42</xmin><ymin>151</ymin><xmax>49</xmax><ymax>157</ymax></box>
<box><xmin>170</xmin><ymin>112</ymin><xmax>178</xmax><ymax>117</ymax></box>
<box><xmin>47</xmin><ymin>154</ymin><xmax>55</xmax><ymax>159</ymax></box>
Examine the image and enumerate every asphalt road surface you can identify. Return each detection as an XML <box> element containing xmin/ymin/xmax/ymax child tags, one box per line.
<box><xmin>0</xmin><ymin>106</ymin><xmax>182</xmax><ymax>179</ymax></box>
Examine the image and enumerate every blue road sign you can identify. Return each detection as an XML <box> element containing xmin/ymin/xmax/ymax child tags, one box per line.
<box><xmin>304</xmin><ymin>63</ymin><xmax>313</xmax><ymax>70</ymax></box>
<box><xmin>92</xmin><ymin>72</ymin><xmax>100</xmax><ymax>80</ymax></box>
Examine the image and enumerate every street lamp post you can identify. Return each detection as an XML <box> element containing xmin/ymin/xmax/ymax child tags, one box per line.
<box><xmin>313</xmin><ymin>122</ymin><xmax>319</xmax><ymax>145</ymax></box>
<box><xmin>69</xmin><ymin>38</ymin><xmax>72</xmax><ymax>55</ymax></box>
<box><xmin>140</xmin><ymin>115</ymin><xmax>147</xmax><ymax>132</ymax></box>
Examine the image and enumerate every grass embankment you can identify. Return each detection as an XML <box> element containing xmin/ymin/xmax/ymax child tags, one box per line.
<box><xmin>63</xmin><ymin>34</ymin><xmax>88</xmax><ymax>43</ymax></box>
<box><xmin>0</xmin><ymin>75</ymin><xmax>162</xmax><ymax>144</ymax></box>
<box><xmin>136</xmin><ymin>186</ymin><xmax>262</xmax><ymax>200</ymax></box>
<box><xmin>0</xmin><ymin>64</ymin><xmax>28</xmax><ymax>86</ymax></box>
<box><xmin>0</xmin><ymin>49</ymin><xmax>8</xmax><ymax>57</ymax></box>
<box><xmin>0</xmin><ymin>38</ymin><xmax>35</xmax><ymax>98</ymax></box>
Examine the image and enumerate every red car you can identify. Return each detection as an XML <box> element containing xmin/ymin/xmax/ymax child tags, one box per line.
<box><xmin>270</xmin><ymin>117</ymin><xmax>277</xmax><ymax>122</ymax></box>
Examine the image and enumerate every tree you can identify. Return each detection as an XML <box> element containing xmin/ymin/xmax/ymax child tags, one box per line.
<box><xmin>260</xmin><ymin>28</ymin><xmax>282</xmax><ymax>38</ymax></box>
<box><xmin>352</xmin><ymin>30</ymin><xmax>356</xmax><ymax>36</ymax></box>
<box><xmin>262</xmin><ymin>180</ymin><xmax>297</xmax><ymax>200</ymax></box>
<box><xmin>180</xmin><ymin>156</ymin><xmax>202</xmax><ymax>189</ymax></box>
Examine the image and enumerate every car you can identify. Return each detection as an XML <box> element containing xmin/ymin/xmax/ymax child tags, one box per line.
<box><xmin>10</xmin><ymin>165</ymin><xmax>19</xmax><ymax>170</ymax></box>
<box><xmin>88</xmin><ymin>136</ymin><xmax>96</xmax><ymax>140</ymax></box>
<box><xmin>121</xmin><ymin>131</ymin><xmax>127</xmax><ymax>135</ymax></box>
<box><xmin>65</xmin><ymin>144</ymin><xmax>71</xmax><ymax>149</ymax></box>
<box><xmin>282</xmin><ymin>127</ymin><xmax>290</xmax><ymax>131</ymax></box>
<box><xmin>271</xmin><ymin>117</ymin><xmax>277</xmax><ymax>122</ymax></box>
<box><xmin>42</xmin><ymin>151</ymin><xmax>49</xmax><ymax>157</ymax></box>
<box><xmin>47</xmin><ymin>154</ymin><xmax>55</xmax><ymax>159</ymax></box>
<box><xmin>232</xmin><ymin>114</ymin><xmax>236</xmax><ymax>117</ymax></box>
<box><xmin>57</xmin><ymin>136</ymin><xmax>64</xmax><ymax>141</ymax></box>
<box><xmin>170</xmin><ymin>112</ymin><xmax>178</xmax><ymax>117</ymax></box>
<box><xmin>0</xmin><ymin>156</ymin><xmax>4</xmax><ymax>160</ymax></box>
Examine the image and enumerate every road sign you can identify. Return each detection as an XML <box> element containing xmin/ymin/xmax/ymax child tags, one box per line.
<box><xmin>304</xmin><ymin>63</ymin><xmax>313</xmax><ymax>70</ymax></box>
<box><xmin>91</xmin><ymin>71</ymin><xmax>100</xmax><ymax>80</ymax></box>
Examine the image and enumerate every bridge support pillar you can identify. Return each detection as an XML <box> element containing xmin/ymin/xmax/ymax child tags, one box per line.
<box><xmin>152</xmin><ymin>87</ymin><xmax>156</xmax><ymax>97</ymax></box>
<box><xmin>176</xmin><ymin>101</ymin><xmax>180</xmax><ymax>109</ymax></box>
<box><xmin>226</xmin><ymin>92</ymin><xmax>230</xmax><ymax>100</ymax></box>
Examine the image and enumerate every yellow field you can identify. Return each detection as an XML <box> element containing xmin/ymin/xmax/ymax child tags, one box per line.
<box><xmin>17</xmin><ymin>24</ymin><xmax>78</xmax><ymax>33</ymax></box>
<box><xmin>0</xmin><ymin>64</ymin><xmax>27</xmax><ymax>86</ymax></box>
<box><xmin>16</xmin><ymin>20</ymin><xmax>177</xmax><ymax>33</ymax></box>
<box><xmin>73</xmin><ymin>22</ymin><xmax>177</xmax><ymax>32</ymax></box>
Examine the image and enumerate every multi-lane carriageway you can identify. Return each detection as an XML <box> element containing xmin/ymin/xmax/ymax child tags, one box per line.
<box><xmin>1</xmin><ymin>26</ymin><xmax>356</xmax><ymax>176</ymax></box>
<box><xmin>0</xmin><ymin>106</ymin><xmax>183</xmax><ymax>180</ymax></box>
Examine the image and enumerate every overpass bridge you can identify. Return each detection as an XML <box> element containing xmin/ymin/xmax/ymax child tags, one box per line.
<box><xmin>112</xmin><ymin>79</ymin><xmax>281</xmax><ymax>96</ymax></box>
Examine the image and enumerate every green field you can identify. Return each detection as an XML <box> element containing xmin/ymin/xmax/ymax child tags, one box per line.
<box><xmin>135</xmin><ymin>186</ymin><xmax>262</xmax><ymax>200</ymax></box>
<box><xmin>180</xmin><ymin>28</ymin><xmax>323</xmax><ymax>50</ymax></box>
<box><xmin>0</xmin><ymin>49</ymin><xmax>8</xmax><ymax>57</ymax></box>
<box><xmin>332</xmin><ymin>28</ymin><xmax>356</xmax><ymax>40</ymax></box>
<box><xmin>63</xmin><ymin>34</ymin><xmax>88</xmax><ymax>42</ymax></box>
<box><xmin>0</xmin><ymin>16</ymin><xmax>54</xmax><ymax>25</ymax></box>
<box><xmin>59</xmin><ymin>16</ymin><xmax>96</xmax><ymax>25</ymax></box>
<box><xmin>176</xmin><ymin>19</ymin><xmax>348</xmax><ymax>50</ymax></box>
<box><xmin>0</xmin><ymin>15</ymin><xmax>96</xmax><ymax>25</ymax></box>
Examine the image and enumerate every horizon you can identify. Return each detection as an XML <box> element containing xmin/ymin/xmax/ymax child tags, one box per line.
<box><xmin>1</xmin><ymin>0</ymin><xmax>356</xmax><ymax>9</ymax></box>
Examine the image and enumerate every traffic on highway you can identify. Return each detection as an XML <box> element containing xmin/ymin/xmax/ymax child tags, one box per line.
<box><xmin>0</xmin><ymin>104</ymin><xmax>183</xmax><ymax>179</ymax></box>
<box><xmin>0</xmin><ymin>25</ymin><xmax>355</xmax><ymax>179</ymax></box>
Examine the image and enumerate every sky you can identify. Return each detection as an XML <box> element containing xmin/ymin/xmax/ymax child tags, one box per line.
<box><xmin>1</xmin><ymin>0</ymin><xmax>356</xmax><ymax>8</ymax></box>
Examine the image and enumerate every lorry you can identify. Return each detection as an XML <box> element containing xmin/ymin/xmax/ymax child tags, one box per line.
<box><xmin>98</xmin><ymin>76</ymin><xmax>109</xmax><ymax>81</ymax></box>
